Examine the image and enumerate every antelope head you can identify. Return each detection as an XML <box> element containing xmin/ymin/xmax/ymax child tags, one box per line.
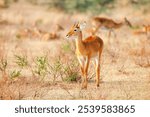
<box><xmin>66</xmin><ymin>22</ymin><xmax>86</xmax><ymax>39</ymax></box>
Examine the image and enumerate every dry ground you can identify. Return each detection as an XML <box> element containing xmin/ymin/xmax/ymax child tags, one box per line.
<box><xmin>0</xmin><ymin>1</ymin><xmax>150</xmax><ymax>100</ymax></box>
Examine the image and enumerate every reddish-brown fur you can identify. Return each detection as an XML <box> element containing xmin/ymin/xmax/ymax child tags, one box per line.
<box><xmin>66</xmin><ymin>22</ymin><xmax>103</xmax><ymax>89</ymax></box>
<box><xmin>92</xmin><ymin>17</ymin><xmax>123</xmax><ymax>39</ymax></box>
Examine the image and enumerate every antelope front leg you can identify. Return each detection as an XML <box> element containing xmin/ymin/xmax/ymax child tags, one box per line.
<box><xmin>82</xmin><ymin>56</ymin><xmax>90</xmax><ymax>89</ymax></box>
<box><xmin>77</xmin><ymin>56</ymin><xmax>86</xmax><ymax>88</ymax></box>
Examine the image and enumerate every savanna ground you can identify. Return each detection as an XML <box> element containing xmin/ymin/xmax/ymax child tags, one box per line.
<box><xmin>0</xmin><ymin>0</ymin><xmax>150</xmax><ymax>100</ymax></box>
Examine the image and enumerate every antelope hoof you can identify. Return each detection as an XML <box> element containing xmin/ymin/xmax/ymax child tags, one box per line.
<box><xmin>97</xmin><ymin>84</ymin><xmax>99</xmax><ymax>87</ymax></box>
<box><xmin>81</xmin><ymin>86</ymin><xmax>87</xmax><ymax>90</ymax></box>
<box><xmin>81</xmin><ymin>83</ymin><xmax>87</xmax><ymax>89</ymax></box>
<box><xmin>96</xmin><ymin>80</ymin><xmax>100</xmax><ymax>87</ymax></box>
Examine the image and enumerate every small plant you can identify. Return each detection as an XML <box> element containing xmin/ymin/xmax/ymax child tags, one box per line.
<box><xmin>34</xmin><ymin>56</ymin><xmax>48</xmax><ymax>79</ymax></box>
<box><xmin>49</xmin><ymin>57</ymin><xmax>63</xmax><ymax>83</ymax></box>
<box><xmin>10</xmin><ymin>70</ymin><xmax>21</xmax><ymax>79</ymax></box>
<box><xmin>35</xmin><ymin>19</ymin><xmax>43</xmax><ymax>26</ymax></box>
<box><xmin>0</xmin><ymin>0</ymin><xmax>18</xmax><ymax>8</ymax></box>
<box><xmin>0</xmin><ymin>58</ymin><xmax>8</xmax><ymax>80</ymax></box>
<box><xmin>49</xmin><ymin>57</ymin><xmax>79</xmax><ymax>83</ymax></box>
<box><xmin>0</xmin><ymin>59</ymin><xmax>7</xmax><ymax>72</ymax></box>
<box><xmin>14</xmin><ymin>55</ymin><xmax>28</xmax><ymax>68</ymax></box>
<box><xmin>62</xmin><ymin>43</ymin><xmax>71</xmax><ymax>52</ymax></box>
<box><xmin>63</xmin><ymin>59</ymin><xmax>79</xmax><ymax>82</ymax></box>
<box><xmin>16</xmin><ymin>34</ymin><xmax>21</xmax><ymax>39</ymax></box>
<box><xmin>64</xmin><ymin>72</ymin><xmax>78</xmax><ymax>82</ymax></box>
<box><xmin>130</xmin><ymin>25</ymin><xmax>140</xmax><ymax>30</ymax></box>
<box><xmin>7</xmin><ymin>55</ymin><xmax>28</xmax><ymax>80</ymax></box>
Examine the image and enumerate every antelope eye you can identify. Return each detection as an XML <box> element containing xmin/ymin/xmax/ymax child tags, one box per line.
<box><xmin>74</xmin><ymin>29</ymin><xmax>77</xmax><ymax>32</ymax></box>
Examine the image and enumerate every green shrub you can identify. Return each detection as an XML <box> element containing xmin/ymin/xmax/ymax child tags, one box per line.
<box><xmin>61</xmin><ymin>59</ymin><xmax>79</xmax><ymax>82</ymax></box>
<box><xmin>14</xmin><ymin>55</ymin><xmax>28</xmax><ymax>68</ymax></box>
<box><xmin>10</xmin><ymin>70</ymin><xmax>21</xmax><ymax>79</ymax></box>
<box><xmin>34</xmin><ymin>56</ymin><xmax>48</xmax><ymax>79</ymax></box>
<box><xmin>64</xmin><ymin>72</ymin><xmax>78</xmax><ymax>82</ymax></box>
<box><xmin>0</xmin><ymin>0</ymin><xmax>18</xmax><ymax>8</ymax></box>
<box><xmin>0</xmin><ymin>59</ymin><xmax>7</xmax><ymax>72</ymax></box>
<box><xmin>49</xmin><ymin>56</ymin><xmax>79</xmax><ymax>83</ymax></box>
<box><xmin>27</xmin><ymin>0</ymin><xmax>114</xmax><ymax>13</ymax></box>
<box><xmin>62</xmin><ymin>43</ymin><xmax>71</xmax><ymax>52</ymax></box>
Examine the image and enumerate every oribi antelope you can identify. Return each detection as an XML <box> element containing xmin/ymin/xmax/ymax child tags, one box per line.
<box><xmin>66</xmin><ymin>22</ymin><xmax>104</xmax><ymax>89</ymax></box>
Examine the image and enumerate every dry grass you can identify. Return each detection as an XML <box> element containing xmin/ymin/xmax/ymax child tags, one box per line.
<box><xmin>0</xmin><ymin>77</ymin><xmax>52</xmax><ymax>100</ymax></box>
<box><xmin>0</xmin><ymin>1</ymin><xmax>150</xmax><ymax>100</ymax></box>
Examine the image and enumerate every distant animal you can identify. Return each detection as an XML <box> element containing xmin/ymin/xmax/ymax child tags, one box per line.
<box><xmin>92</xmin><ymin>17</ymin><xmax>123</xmax><ymax>39</ymax></box>
<box><xmin>133</xmin><ymin>24</ymin><xmax>150</xmax><ymax>39</ymax></box>
<box><xmin>66</xmin><ymin>22</ymin><xmax>104</xmax><ymax>89</ymax></box>
<box><xmin>17</xmin><ymin>27</ymin><xmax>59</xmax><ymax>40</ymax></box>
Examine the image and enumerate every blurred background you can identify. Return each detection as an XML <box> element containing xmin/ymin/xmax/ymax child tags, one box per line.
<box><xmin>0</xmin><ymin>0</ymin><xmax>150</xmax><ymax>100</ymax></box>
<box><xmin>0</xmin><ymin>0</ymin><xmax>150</xmax><ymax>14</ymax></box>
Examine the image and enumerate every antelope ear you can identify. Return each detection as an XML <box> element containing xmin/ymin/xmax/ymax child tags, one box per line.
<box><xmin>80</xmin><ymin>21</ymin><xmax>87</xmax><ymax>30</ymax></box>
<box><xmin>74</xmin><ymin>22</ymin><xmax>78</xmax><ymax>26</ymax></box>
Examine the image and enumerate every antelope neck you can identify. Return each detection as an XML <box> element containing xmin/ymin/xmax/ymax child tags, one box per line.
<box><xmin>75</xmin><ymin>31</ymin><xmax>85</xmax><ymax>52</ymax></box>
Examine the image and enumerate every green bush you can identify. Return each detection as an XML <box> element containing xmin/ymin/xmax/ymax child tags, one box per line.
<box><xmin>10</xmin><ymin>70</ymin><xmax>21</xmax><ymax>79</ymax></box>
<box><xmin>49</xmin><ymin>56</ymin><xmax>79</xmax><ymax>83</ymax></box>
<box><xmin>14</xmin><ymin>55</ymin><xmax>28</xmax><ymax>68</ymax></box>
<box><xmin>64</xmin><ymin>72</ymin><xmax>78</xmax><ymax>82</ymax></box>
<box><xmin>0</xmin><ymin>0</ymin><xmax>18</xmax><ymax>8</ymax></box>
<box><xmin>34</xmin><ymin>56</ymin><xmax>48</xmax><ymax>79</ymax></box>
<box><xmin>0</xmin><ymin>59</ymin><xmax>7</xmax><ymax>72</ymax></box>
<box><xmin>27</xmin><ymin>0</ymin><xmax>114</xmax><ymax>13</ymax></box>
<box><xmin>54</xmin><ymin>0</ymin><xmax>114</xmax><ymax>13</ymax></box>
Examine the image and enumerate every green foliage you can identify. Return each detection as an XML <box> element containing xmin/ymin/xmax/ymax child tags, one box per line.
<box><xmin>0</xmin><ymin>0</ymin><xmax>18</xmax><ymax>8</ymax></box>
<box><xmin>27</xmin><ymin>0</ymin><xmax>114</xmax><ymax>13</ymax></box>
<box><xmin>137</xmin><ymin>0</ymin><xmax>150</xmax><ymax>5</ymax></box>
<box><xmin>35</xmin><ymin>19</ymin><xmax>43</xmax><ymax>26</ymax></box>
<box><xmin>132</xmin><ymin>0</ymin><xmax>150</xmax><ymax>9</ymax></box>
<box><xmin>14</xmin><ymin>55</ymin><xmax>28</xmax><ymax>68</ymax></box>
<box><xmin>34</xmin><ymin>56</ymin><xmax>48</xmax><ymax>79</ymax></box>
<box><xmin>130</xmin><ymin>25</ymin><xmax>140</xmax><ymax>30</ymax></box>
<box><xmin>0</xmin><ymin>59</ymin><xmax>7</xmax><ymax>72</ymax></box>
<box><xmin>62</xmin><ymin>0</ymin><xmax>114</xmax><ymax>13</ymax></box>
<box><xmin>50</xmin><ymin>59</ymin><xmax>62</xmax><ymax>73</ymax></box>
<box><xmin>62</xmin><ymin>43</ymin><xmax>71</xmax><ymax>52</ymax></box>
<box><xmin>10</xmin><ymin>70</ymin><xmax>21</xmax><ymax>79</ymax></box>
<box><xmin>63</xmin><ymin>59</ymin><xmax>79</xmax><ymax>82</ymax></box>
<box><xmin>0</xmin><ymin>52</ymin><xmax>79</xmax><ymax>82</ymax></box>
<box><xmin>7</xmin><ymin>55</ymin><xmax>28</xmax><ymax>80</ymax></box>
<box><xmin>49</xmin><ymin>57</ymin><xmax>63</xmax><ymax>82</ymax></box>
<box><xmin>49</xmin><ymin>57</ymin><xmax>79</xmax><ymax>82</ymax></box>
<box><xmin>64</xmin><ymin>71</ymin><xmax>78</xmax><ymax>82</ymax></box>
<box><xmin>16</xmin><ymin>34</ymin><xmax>21</xmax><ymax>39</ymax></box>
